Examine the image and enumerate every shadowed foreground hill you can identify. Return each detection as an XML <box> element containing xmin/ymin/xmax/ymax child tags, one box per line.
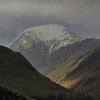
<box><xmin>0</xmin><ymin>46</ymin><xmax>98</xmax><ymax>100</ymax></box>
<box><xmin>0</xmin><ymin>45</ymin><xmax>68</xmax><ymax>98</ymax></box>
<box><xmin>0</xmin><ymin>85</ymin><xmax>31</xmax><ymax>100</ymax></box>
<box><xmin>0</xmin><ymin>85</ymin><xmax>96</xmax><ymax>100</ymax></box>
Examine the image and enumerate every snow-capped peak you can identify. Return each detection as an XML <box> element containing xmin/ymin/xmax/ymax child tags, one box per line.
<box><xmin>24</xmin><ymin>24</ymin><xmax>71</xmax><ymax>41</ymax></box>
<box><xmin>10</xmin><ymin>24</ymin><xmax>81</xmax><ymax>54</ymax></box>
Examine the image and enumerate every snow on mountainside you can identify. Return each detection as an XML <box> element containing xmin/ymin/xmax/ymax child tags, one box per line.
<box><xmin>10</xmin><ymin>24</ymin><xmax>81</xmax><ymax>73</ymax></box>
<box><xmin>10</xmin><ymin>24</ymin><xmax>81</xmax><ymax>55</ymax></box>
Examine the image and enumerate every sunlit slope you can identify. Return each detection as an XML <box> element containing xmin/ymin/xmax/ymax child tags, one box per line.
<box><xmin>48</xmin><ymin>39</ymin><xmax>100</xmax><ymax>96</ymax></box>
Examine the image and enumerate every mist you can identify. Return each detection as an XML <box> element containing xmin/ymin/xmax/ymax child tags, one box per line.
<box><xmin>0</xmin><ymin>0</ymin><xmax>100</xmax><ymax>45</ymax></box>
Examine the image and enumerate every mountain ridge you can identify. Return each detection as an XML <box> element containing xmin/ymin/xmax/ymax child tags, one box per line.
<box><xmin>0</xmin><ymin>45</ymin><xmax>69</xmax><ymax>98</ymax></box>
<box><xmin>10</xmin><ymin>24</ymin><xmax>81</xmax><ymax>73</ymax></box>
<box><xmin>9</xmin><ymin>24</ymin><xmax>100</xmax><ymax>97</ymax></box>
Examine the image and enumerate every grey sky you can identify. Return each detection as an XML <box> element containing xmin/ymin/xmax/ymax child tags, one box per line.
<box><xmin>0</xmin><ymin>0</ymin><xmax>100</xmax><ymax>45</ymax></box>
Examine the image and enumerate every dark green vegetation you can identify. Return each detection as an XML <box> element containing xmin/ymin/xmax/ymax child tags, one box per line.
<box><xmin>0</xmin><ymin>85</ymin><xmax>29</xmax><ymax>100</ymax></box>
<box><xmin>0</xmin><ymin>85</ymin><xmax>97</xmax><ymax>100</ymax></box>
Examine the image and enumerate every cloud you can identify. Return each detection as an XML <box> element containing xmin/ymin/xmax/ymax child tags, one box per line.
<box><xmin>0</xmin><ymin>0</ymin><xmax>100</xmax><ymax>45</ymax></box>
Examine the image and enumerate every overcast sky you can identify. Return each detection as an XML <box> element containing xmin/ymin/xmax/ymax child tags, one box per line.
<box><xmin>0</xmin><ymin>0</ymin><xmax>100</xmax><ymax>45</ymax></box>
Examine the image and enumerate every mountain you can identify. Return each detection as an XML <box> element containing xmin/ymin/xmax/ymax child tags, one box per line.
<box><xmin>47</xmin><ymin>38</ymin><xmax>100</xmax><ymax>96</ymax></box>
<box><xmin>66</xmin><ymin>47</ymin><xmax>100</xmax><ymax>96</ymax></box>
<box><xmin>0</xmin><ymin>46</ymin><xmax>96</xmax><ymax>100</ymax></box>
<box><xmin>0</xmin><ymin>45</ymin><xmax>68</xmax><ymax>98</ymax></box>
<box><xmin>10</xmin><ymin>24</ymin><xmax>100</xmax><ymax>96</ymax></box>
<box><xmin>10</xmin><ymin>24</ymin><xmax>81</xmax><ymax>74</ymax></box>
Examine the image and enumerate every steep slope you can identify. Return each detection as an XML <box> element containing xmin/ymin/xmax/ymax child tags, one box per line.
<box><xmin>65</xmin><ymin>47</ymin><xmax>100</xmax><ymax>96</ymax></box>
<box><xmin>47</xmin><ymin>38</ymin><xmax>100</xmax><ymax>73</ymax></box>
<box><xmin>48</xmin><ymin>39</ymin><xmax>100</xmax><ymax>95</ymax></box>
<box><xmin>10</xmin><ymin>24</ymin><xmax>81</xmax><ymax>73</ymax></box>
<box><xmin>9</xmin><ymin>25</ymin><xmax>100</xmax><ymax>96</ymax></box>
<box><xmin>0</xmin><ymin>46</ymin><xmax>68</xmax><ymax>98</ymax></box>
